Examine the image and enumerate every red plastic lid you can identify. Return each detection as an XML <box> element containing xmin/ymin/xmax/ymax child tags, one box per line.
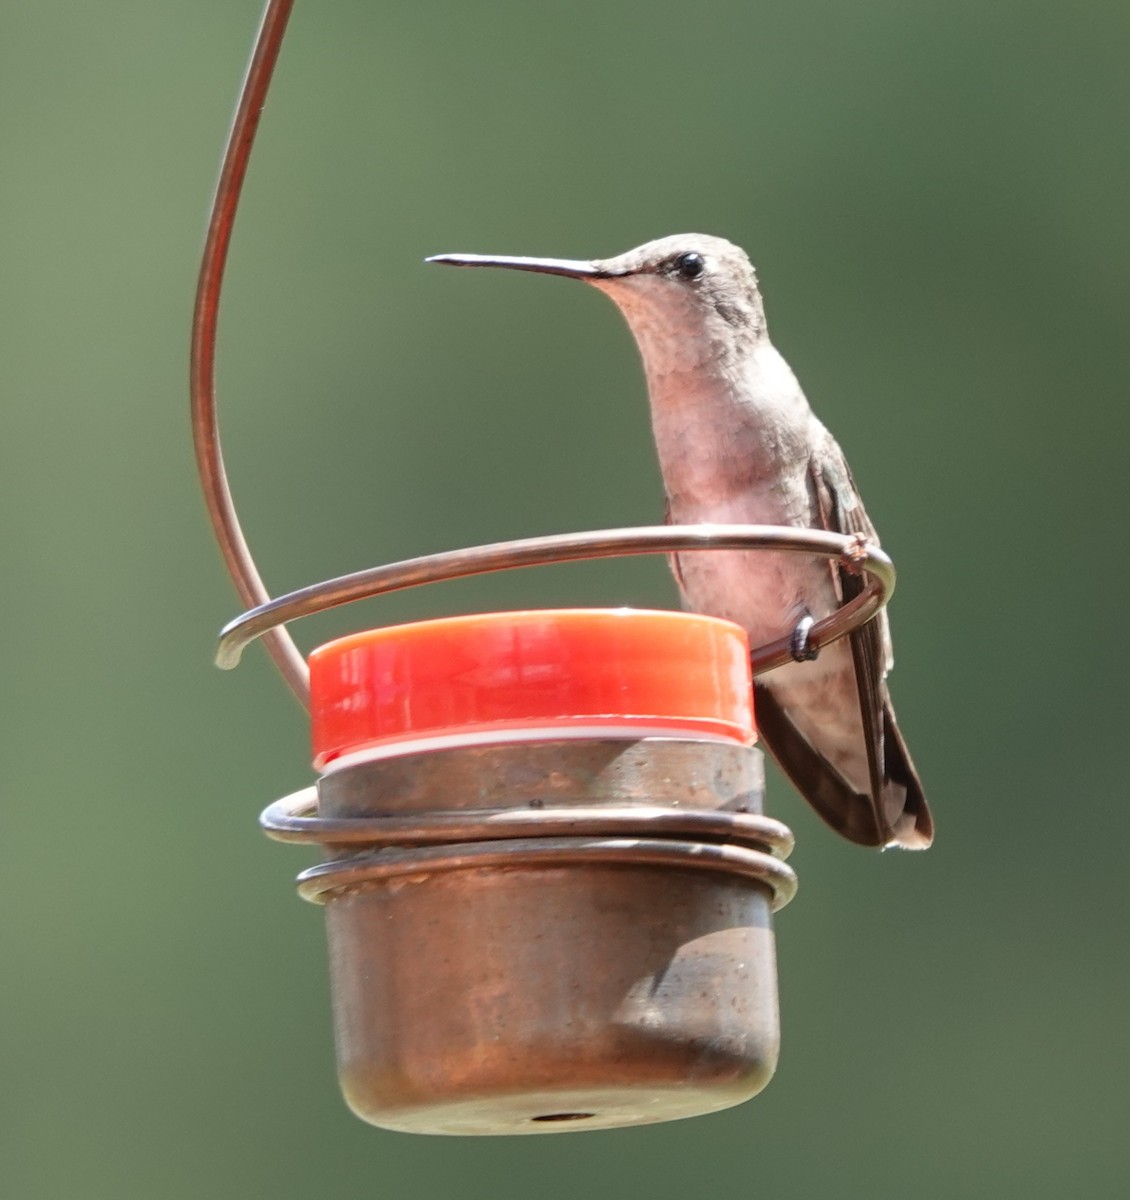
<box><xmin>309</xmin><ymin>609</ymin><xmax>755</xmax><ymax>769</ymax></box>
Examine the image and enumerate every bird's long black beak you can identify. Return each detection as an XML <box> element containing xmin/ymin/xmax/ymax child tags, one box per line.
<box><xmin>425</xmin><ymin>252</ymin><xmax>607</xmax><ymax>280</ymax></box>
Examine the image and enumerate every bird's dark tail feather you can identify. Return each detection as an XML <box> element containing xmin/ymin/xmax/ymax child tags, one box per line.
<box><xmin>753</xmin><ymin>683</ymin><xmax>933</xmax><ymax>849</ymax></box>
<box><xmin>879</xmin><ymin>700</ymin><xmax>933</xmax><ymax>848</ymax></box>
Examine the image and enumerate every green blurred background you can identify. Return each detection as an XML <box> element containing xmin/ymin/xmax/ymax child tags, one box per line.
<box><xmin>3</xmin><ymin>1</ymin><xmax>1128</xmax><ymax>1195</ymax></box>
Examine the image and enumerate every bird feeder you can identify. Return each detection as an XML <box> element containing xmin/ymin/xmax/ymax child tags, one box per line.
<box><xmin>192</xmin><ymin>0</ymin><xmax>896</xmax><ymax>1135</ymax></box>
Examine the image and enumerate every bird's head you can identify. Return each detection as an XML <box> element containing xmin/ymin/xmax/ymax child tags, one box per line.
<box><xmin>428</xmin><ymin>234</ymin><xmax>766</xmax><ymax>377</ymax></box>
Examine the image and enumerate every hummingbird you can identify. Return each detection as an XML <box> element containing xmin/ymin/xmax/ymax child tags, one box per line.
<box><xmin>427</xmin><ymin>235</ymin><xmax>933</xmax><ymax>849</ymax></box>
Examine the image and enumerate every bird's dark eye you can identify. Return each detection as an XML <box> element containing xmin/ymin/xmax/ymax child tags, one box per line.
<box><xmin>671</xmin><ymin>251</ymin><xmax>705</xmax><ymax>280</ymax></box>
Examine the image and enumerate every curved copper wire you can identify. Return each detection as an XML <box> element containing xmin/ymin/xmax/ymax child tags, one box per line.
<box><xmin>190</xmin><ymin>0</ymin><xmax>310</xmax><ymax>706</ymax></box>
<box><xmin>192</xmin><ymin>3</ymin><xmax>897</xmax><ymax>708</ymax></box>
<box><xmin>260</xmin><ymin>786</ymin><xmax>797</xmax><ymax>859</ymax></box>
<box><xmin>215</xmin><ymin>524</ymin><xmax>895</xmax><ymax>674</ymax></box>
<box><xmin>294</xmin><ymin>835</ymin><xmax>799</xmax><ymax>911</ymax></box>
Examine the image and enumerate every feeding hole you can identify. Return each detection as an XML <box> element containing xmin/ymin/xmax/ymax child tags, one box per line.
<box><xmin>531</xmin><ymin>1111</ymin><xmax>595</xmax><ymax>1123</ymax></box>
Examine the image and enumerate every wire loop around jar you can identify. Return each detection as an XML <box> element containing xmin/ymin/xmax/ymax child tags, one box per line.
<box><xmin>214</xmin><ymin>524</ymin><xmax>895</xmax><ymax>688</ymax></box>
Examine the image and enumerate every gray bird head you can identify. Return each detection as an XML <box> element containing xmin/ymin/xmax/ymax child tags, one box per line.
<box><xmin>427</xmin><ymin>234</ymin><xmax>766</xmax><ymax>376</ymax></box>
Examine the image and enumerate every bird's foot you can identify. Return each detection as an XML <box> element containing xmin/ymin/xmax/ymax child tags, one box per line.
<box><xmin>790</xmin><ymin>614</ymin><xmax>819</xmax><ymax>662</ymax></box>
<box><xmin>840</xmin><ymin>533</ymin><xmax>870</xmax><ymax>575</ymax></box>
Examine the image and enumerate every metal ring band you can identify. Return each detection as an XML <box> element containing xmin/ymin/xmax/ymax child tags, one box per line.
<box><xmin>260</xmin><ymin>787</ymin><xmax>795</xmax><ymax>859</ymax></box>
<box><xmin>296</xmin><ymin>836</ymin><xmax>798</xmax><ymax>911</ymax></box>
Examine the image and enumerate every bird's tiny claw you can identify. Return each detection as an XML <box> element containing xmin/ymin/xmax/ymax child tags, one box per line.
<box><xmin>790</xmin><ymin>614</ymin><xmax>819</xmax><ymax>662</ymax></box>
<box><xmin>840</xmin><ymin>533</ymin><xmax>871</xmax><ymax>576</ymax></box>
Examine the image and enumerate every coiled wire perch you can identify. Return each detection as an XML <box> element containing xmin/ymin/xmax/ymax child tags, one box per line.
<box><xmin>190</xmin><ymin>0</ymin><xmax>895</xmax><ymax>701</ymax></box>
